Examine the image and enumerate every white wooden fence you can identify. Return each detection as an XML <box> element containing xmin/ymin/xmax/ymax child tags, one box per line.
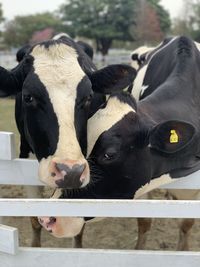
<box><xmin>1</xmin><ymin>131</ymin><xmax>200</xmax><ymax>267</ymax></box>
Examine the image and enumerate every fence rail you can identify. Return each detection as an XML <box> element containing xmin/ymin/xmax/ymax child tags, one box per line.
<box><xmin>1</xmin><ymin>131</ymin><xmax>200</xmax><ymax>266</ymax></box>
<box><xmin>1</xmin><ymin>131</ymin><xmax>200</xmax><ymax>189</ymax></box>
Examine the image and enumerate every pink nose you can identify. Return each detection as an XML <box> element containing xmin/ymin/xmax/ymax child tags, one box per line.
<box><xmin>50</xmin><ymin>159</ymin><xmax>87</xmax><ymax>189</ymax></box>
<box><xmin>38</xmin><ymin>217</ymin><xmax>56</xmax><ymax>232</ymax></box>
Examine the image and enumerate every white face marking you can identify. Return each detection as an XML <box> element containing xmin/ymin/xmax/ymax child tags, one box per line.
<box><xmin>87</xmin><ymin>96</ymin><xmax>135</xmax><ymax>157</ymax></box>
<box><xmin>132</xmin><ymin>37</ymin><xmax>179</xmax><ymax>101</ymax></box>
<box><xmin>31</xmin><ymin>43</ymin><xmax>89</xmax><ymax>186</ymax></box>
<box><xmin>134</xmin><ymin>174</ymin><xmax>173</xmax><ymax>199</ymax></box>
<box><xmin>52</xmin><ymin>33</ymin><xmax>71</xmax><ymax>40</ymax></box>
<box><xmin>139</xmin><ymin>85</ymin><xmax>149</xmax><ymax>98</ymax></box>
<box><xmin>194</xmin><ymin>41</ymin><xmax>200</xmax><ymax>52</ymax></box>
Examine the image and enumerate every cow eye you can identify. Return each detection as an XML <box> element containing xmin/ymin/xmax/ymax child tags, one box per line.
<box><xmin>104</xmin><ymin>152</ymin><xmax>116</xmax><ymax>160</ymax></box>
<box><xmin>23</xmin><ymin>94</ymin><xmax>33</xmax><ymax>104</ymax></box>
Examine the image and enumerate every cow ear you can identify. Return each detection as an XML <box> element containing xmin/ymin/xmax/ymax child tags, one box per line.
<box><xmin>0</xmin><ymin>65</ymin><xmax>22</xmax><ymax>97</ymax></box>
<box><xmin>149</xmin><ymin>120</ymin><xmax>196</xmax><ymax>154</ymax></box>
<box><xmin>90</xmin><ymin>64</ymin><xmax>137</xmax><ymax>94</ymax></box>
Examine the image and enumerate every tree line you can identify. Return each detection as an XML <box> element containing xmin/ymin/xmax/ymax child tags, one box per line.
<box><xmin>0</xmin><ymin>0</ymin><xmax>199</xmax><ymax>55</ymax></box>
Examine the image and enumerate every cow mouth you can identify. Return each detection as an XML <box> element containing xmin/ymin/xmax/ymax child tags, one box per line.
<box><xmin>38</xmin><ymin>216</ymin><xmax>57</xmax><ymax>233</ymax></box>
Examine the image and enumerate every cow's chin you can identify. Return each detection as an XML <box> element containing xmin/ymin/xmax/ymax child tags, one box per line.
<box><xmin>38</xmin><ymin>156</ymin><xmax>90</xmax><ymax>189</ymax></box>
<box><xmin>38</xmin><ymin>216</ymin><xmax>85</xmax><ymax>238</ymax></box>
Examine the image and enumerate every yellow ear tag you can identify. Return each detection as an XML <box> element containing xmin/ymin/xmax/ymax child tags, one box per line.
<box><xmin>170</xmin><ymin>130</ymin><xmax>179</xmax><ymax>143</ymax></box>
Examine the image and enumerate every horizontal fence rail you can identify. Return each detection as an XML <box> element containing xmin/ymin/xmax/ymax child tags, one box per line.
<box><xmin>1</xmin><ymin>131</ymin><xmax>200</xmax><ymax>266</ymax></box>
<box><xmin>1</xmin><ymin>131</ymin><xmax>200</xmax><ymax>189</ymax></box>
<box><xmin>1</xmin><ymin>248</ymin><xmax>200</xmax><ymax>267</ymax></box>
<box><xmin>0</xmin><ymin>199</ymin><xmax>199</xmax><ymax>218</ymax></box>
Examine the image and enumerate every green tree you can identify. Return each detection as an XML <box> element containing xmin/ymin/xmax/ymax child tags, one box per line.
<box><xmin>3</xmin><ymin>12</ymin><xmax>63</xmax><ymax>48</ymax></box>
<box><xmin>188</xmin><ymin>0</ymin><xmax>200</xmax><ymax>41</ymax></box>
<box><xmin>172</xmin><ymin>0</ymin><xmax>200</xmax><ymax>40</ymax></box>
<box><xmin>0</xmin><ymin>3</ymin><xmax>4</xmax><ymax>38</ymax></box>
<box><xmin>59</xmin><ymin>0</ymin><xmax>170</xmax><ymax>55</ymax></box>
<box><xmin>0</xmin><ymin>3</ymin><xmax>4</xmax><ymax>23</ymax></box>
<box><xmin>59</xmin><ymin>0</ymin><xmax>137</xmax><ymax>56</ymax></box>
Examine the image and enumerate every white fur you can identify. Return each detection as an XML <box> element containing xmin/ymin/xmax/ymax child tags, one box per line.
<box><xmin>140</xmin><ymin>85</ymin><xmax>149</xmax><ymax>98</ymax></box>
<box><xmin>134</xmin><ymin>174</ymin><xmax>173</xmax><ymax>199</ymax></box>
<box><xmin>52</xmin><ymin>33</ymin><xmax>71</xmax><ymax>40</ymax></box>
<box><xmin>131</xmin><ymin>46</ymin><xmax>154</xmax><ymax>70</ymax></box>
<box><xmin>194</xmin><ymin>41</ymin><xmax>200</xmax><ymax>52</ymax></box>
<box><xmin>31</xmin><ymin>43</ymin><xmax>89</xmax><ymax>186</ymax></box>
<box><xmin>87</xmin><ymin>96</ymin><xmax>135</xmax><ymax>157</ymax></box>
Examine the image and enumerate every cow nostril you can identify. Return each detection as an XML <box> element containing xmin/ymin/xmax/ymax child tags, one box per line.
<box><xmin>49</xmin><ymin>217</ymin><xmax>56</xmax><ymax>224</ymax></box>
<box><xmin>56</xmin><ymin>163</ymin><xmax>70</xmax><ymax>174</ymax></box>
<box><xmin>51</xmin><ymin>172</ymin><xmax>56</xmax><ymax>177</ymax></box>
<box><xmin>55</xmin><ymin>163</ymin><xmax>86</xmax><ymax>177</ymax></box>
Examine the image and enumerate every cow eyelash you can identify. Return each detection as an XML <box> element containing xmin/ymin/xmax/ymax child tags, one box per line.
<box><xmin>104</xmin><ymin>153</ymin><xmax>115</xmax><ymax>160</ymax></box>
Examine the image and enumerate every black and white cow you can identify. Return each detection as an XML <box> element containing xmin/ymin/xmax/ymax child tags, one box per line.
<box><xmin>0</xmin><ymin>37</ymin><xmax>135</xmax><ymax>190</ymax></box>
<box><xmin>38</xmin><ymin>36</ymin><xmax>200</xmax><ymax>251</ymax></box>
<box><xmin>131</xmin><ymin>45</ymin><xmax>154</xmax><ymax>70</ymax></box>
<box><xmin>131</xmin><ymin>36</ymin><xmax>200</xmax><ymax>250</ymax></box>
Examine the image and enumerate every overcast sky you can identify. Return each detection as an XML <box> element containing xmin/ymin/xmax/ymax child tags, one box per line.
<box><xmin>0</xmin><ymin>0</ymin><xmax>183</xmax><ymax>20</ymax></box>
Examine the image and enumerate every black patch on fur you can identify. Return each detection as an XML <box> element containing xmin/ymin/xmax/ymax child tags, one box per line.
<box><xmin>22</xmin><ymin>72</ymin><xmax>59</xmax><ymax>160</ymax></box>
<box><xmin>75</xmin><ymin>76</ymin><xmax>93</xmax><ymax>156</ymax></box>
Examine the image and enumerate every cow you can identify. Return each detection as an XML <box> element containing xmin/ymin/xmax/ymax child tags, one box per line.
<box><xmin>14</xmin><ymin>36</ymin><xmax>94</xmax><ymax>247</ymax></box>
<box><xmin>131</xmin><ymin>36</ymin><xmax>200</xmax><ymax>250</ymax></box>
<box><xmin>38</xmin><ymin>36</ymin><xmax>200</xmax><ymax>250</ymax></box>
<box><xmin>0</xmin><ymin>36</ymin><xmax>136</xmax><ymax>247</ymax></box>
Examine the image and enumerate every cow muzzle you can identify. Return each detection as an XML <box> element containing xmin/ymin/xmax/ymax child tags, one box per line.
<box><xmin>38</xmin><ymin>216</ymin><xmax>85</xmax><ymax>238</ymax></box>
<box><xmin>51</xmin><ymin>162</ymin><xmax>86</xmax><ymax>189</ymax></box>
<box><xmin>39</xmin><ymin>157</ymin><xmax>90</xmax><ymax>189</ymax></box>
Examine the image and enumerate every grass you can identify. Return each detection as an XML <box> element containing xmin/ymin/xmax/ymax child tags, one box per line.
<box><xmin>0</xmin><ymin>98</ymin><xmax>20</xmax><ymax>154</ymax></box>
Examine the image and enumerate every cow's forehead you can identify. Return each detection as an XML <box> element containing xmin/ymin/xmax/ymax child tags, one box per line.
<box><xmin>31</xmin><ymin>42</ymin><xmax>78</xmax><ymax>60</ymax></box>
<box><xmin>87</xmin><ymin>96</ymin><xmax>135</xmax><ymax>156</ymax></box>
<box><xmin>30</xmin><ymin>42</ymin><xmax>85</xmax><ymax>94</ymax></box>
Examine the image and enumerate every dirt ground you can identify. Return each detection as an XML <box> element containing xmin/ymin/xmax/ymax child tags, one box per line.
<box><xmin>1</xmin><ymin>185</ymin><xmax>200</xmax><ymax>251</ymax></box>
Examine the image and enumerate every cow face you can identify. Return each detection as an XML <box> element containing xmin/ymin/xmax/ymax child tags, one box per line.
<box><xmin>23</xmin><ymin>41</ymin><xmax>93</xmax><ymax>189</ymax></box>
<box><xmin>0</xmin><ymin>39</ymin><xmax>136</xmax><ymax>189</ymax></box>
<box><xmin>87</xmin><ymin>93</ymin><xmax>196</xmax><ymax>198</ymax></box>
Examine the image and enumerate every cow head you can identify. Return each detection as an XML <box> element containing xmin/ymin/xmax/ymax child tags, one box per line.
<box><xmin>0</xmin><ymin>38</ymin><xmax>136</xmax><ymax>189</ymax></box>
<box><xmin>87</xmin><ymin>93</ymin><xmax>196</xmax><ymax>198</ymax></box>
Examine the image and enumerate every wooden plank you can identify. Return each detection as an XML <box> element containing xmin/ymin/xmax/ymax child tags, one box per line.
<box><xmin>1</xmin><ymin>248</ymin><xmax>200</xmax><ymax>267</ymax></box>
<box><xmin>0</xmin><ymin>159</ymin><xmax>43</xmax><ymax>186</ymax></box>
<box><xmin>0</xmin><ymin>224</ymin><xmax>18</xmax><ymax>255</ymax></box>
<box><xmin>0</xmin><ymin>132</ymin><xmax>16</xmax><ymax>160</ymax></box>
<box><xmin>0</xmin><ymin>199</ymin><xmax>200</xmax><ymax>218</ymax></box>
